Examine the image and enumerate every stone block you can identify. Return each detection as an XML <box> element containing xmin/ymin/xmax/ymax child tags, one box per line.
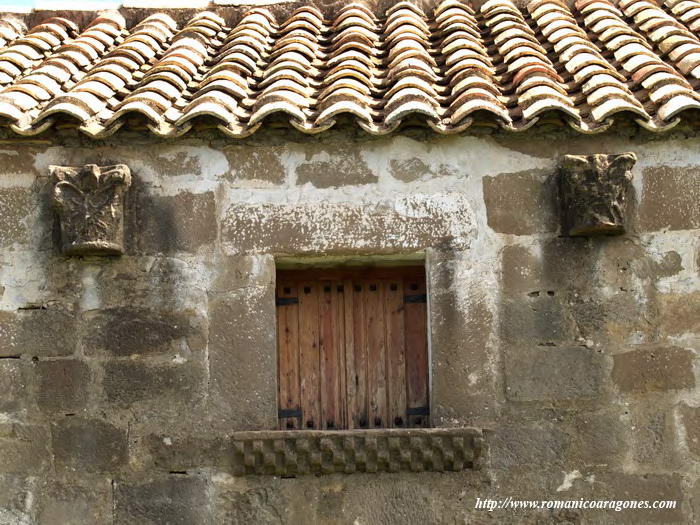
<box><xmin>504</xmin><ymin>345</ymin><xmax>605</xmax><ymax>401</ymax></box>
<box><xmin>636</xmin><ymin>249</ymin><xmax>684</xmax><ymax>280</ymax></box>
<box><xmin>637</xmin><ymin>166</ymin><xmax>700</xmax><ymax>231</ymax></box>
<box><xmin>490</xmin><ymin>422</ymin><xmax>571</xmax><ymax>469</ymax></box>
<box><xmin>658</xmin><ymin>291</ymin><xmax>700</xmax><ymax>337</ymax></box>
<box><xmin>389</xmin><ymin>156</ymin><xmax>457</xmax><ymax>182</ymax></box>
<box><xmin>480</xmin><ymin>469</ymin><xmax>579</xmax><ymax>522</ymax></box>
<box><xmin>322</xmin><ymin>472</ymin><xmax>474</xmax><ymax>525</ymax></box>
<box><xmin>82</xmin><ymin>307</ymin><xmax>205</xmax><ymax>357</ymax></box>
<box><xmin>0</xmin><ymin>188</ymin><xmax>33</xmax><ymax>248</ymax></box>
<box><xmin>612</xmin><ymin>346</ymin><xmax>695</xmax><ymax>393</ymax></box>
<box><xmin>593</xmin><ymin>236</ymin><xmax>645</xmax><ymax>284</ymax></box>
<box><xmin>0</xmin><ymin>475</ymin><xmax>35</xmax><ymax>525</ymax></box>
<box><xmin>429</xmin><ymin>283</ymin><xmax>497</xmax><ymax>427</ymax></box>
<box><xmin>36</xmin><ymin>477</ymin><xmax>112</xmax><ymax>525</ymax></box>
<box><xmin>102</xmin><ymin>360</ymin><xmax>205</xmax><ymax>411</ymax></box>
<box><xmin>35</xmin><ymin>359</ymin><xmax>90</xmax><ymax>414</ymax></box>
<box><xmin>208</xmin><ymin>288</ymin><xmax>277</xmax><ymax>431</ymax></box>
<box><xmin>213</xmin><ymin>470</ymin><xmax>483</xmax><ymax>525</ymax></box>
<box><xmin>0</xmin><ymin>147</ymin><xmax>43</xmax><ymax>176</ymax></box>
<box><xmin>214</xmin><ymin>482</ymin><xmax>300</xmax><ymax>525</ymax></box>
<box><xmin>501</xmin><ymin>244</ymin><xmax>547</xmax><ymax>295</ymax></box>
<box><xmin>114</xmin><ymin>475</ymin><xmax>211</xmax><ymax>525</ymax></box>
<box><xmin>295</xmin><ymin>143</ymin><xmax>377</xmax><ymax>187</ymax></box>
<box><xmin>500</xmin><ymin>239</ymin><xmax>596</xmax><ymax>296</ymax></box>
<box><xmin>483</xmin><ymin>170</ymin><xmax>557</xmax><ymax>235</ymax></box>
<box><xmin>220</xmin><ymin>193</ymin><xmax>475</xmax><ymax>255</ymax></box>
<box><xmin>0</xmin><ymin>424</ymin><xmax>51</xmax><ymax>473</ymax></box>
<box><xmin>570</xmin><ymin>410</ymin><xmax>626</xmax><ymax>466</ymax></box>
<box><xmin>588</xmin><ymin>473</ymin><xmax>685</xmax><ymax>523</ymax></box>
<box><xmin>51</xmin><ymin>417</ymin><xmax>128</xmax><ymax>474</ymax></box>
<box><xmin>135</xmin><ymin>190</ymin><xmax>216</xmax><ymax>254</ymax></box>
<box><xmin>0</xmin><ymin>309</ymin><xmax>78</xmax><ymax>358</ymax></box>
<box><xmin>693</xmin><ymin>478</ymin><xmax>700</xmax><ymax>525</ymax></box>
<box><xmin>570</xmin><ymin>291</ymin><xmax>655</xmax><ymax>346</ymax></box>
<box><xmin>680</xmin><ymin>403</ymin><xmax>700</xmax><ymax>458</ymax></box>
<box><xmin>0</xmin><ymin>360</ymin><xmax>27</xmax><ymax>413</ymax></box>
<box><xmin>222</xmin><ymin>144</ymin><xmax>286</xmax><ymax>185</ymax></box>
<box><xmin>627</xmin><ymin>403</ymin><xmax>680</xmax><ymax>469</ymax></box>
<box><xmin>89</xmin><ymin>256</ymin><xmax>209</xmax><ymax>313</ymax></box>
<box><xmin>500</xmin><ymin>294</ymin><xmax>577</xmax><ymax>346</ymax></box>
<box><xmin>209</xmin><ymin>254</ymin><xmax>275</xmax><ymax>293</ymax></box>
<box><xmin>143</xmin><ymin>433</ymin><xmax>231</xmax><ymax>472</ymax></box>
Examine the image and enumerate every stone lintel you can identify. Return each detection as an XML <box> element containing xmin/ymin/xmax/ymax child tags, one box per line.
<box><xmin>231</xmin><ymin>427</ymin><xmax>484</xmax><ymax>476</ymax></box>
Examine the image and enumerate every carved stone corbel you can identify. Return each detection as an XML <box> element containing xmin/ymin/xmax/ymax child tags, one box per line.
<box><xmin>51</xmin><ymin>163</ymin><xmax>131</xmax><ymax>256</ymax></box>
<box><xmin>558</xmin><ymin>153</ymin><xmax>636</xmax><ymax>236</ymax></box>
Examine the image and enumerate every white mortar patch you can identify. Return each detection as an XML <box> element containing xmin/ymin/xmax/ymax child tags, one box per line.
<box><xmin>362</xmin><ymin>136</ymin><xmax>551</xmax><ymax>183</ymax></box>
<box><xmin>556</xmin><ymin>470</ymin><xmax>582</xmax><ymax>492</ymax></box>
<box><xmin>79</xmin><ymin>265</ymin><xmax>101</xmax><ymax>312</ymax></box>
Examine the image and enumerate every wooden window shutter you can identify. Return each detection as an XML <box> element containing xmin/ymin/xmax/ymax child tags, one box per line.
<box><xmin>276</xmin><ymin>266</ymin><xmax>429</xmax><ymax>430</ymax></box>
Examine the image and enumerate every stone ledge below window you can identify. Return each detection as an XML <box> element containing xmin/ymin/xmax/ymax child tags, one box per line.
<box><xmin>231</xmin><ymin>427</ymin><xmax>484</xmax><ymax>476</ymax></box>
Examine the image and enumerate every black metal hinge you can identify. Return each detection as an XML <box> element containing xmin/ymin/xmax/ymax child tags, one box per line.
<box><xmin>276</xmin><ymin>297</ymin><xmax>299</xmax><ymax>306</ymax></box>
<box><xmin>407</xmin><ymin>406</ymin><xmax>430</xmax><ymax>416</ymax></box>
<box><xmin>404</xmin><ymin>294</ymin><xmax>427</xmax><ymax>304</ymax></box>
<box><xmin>278</xmin><ymin>408</ymin><xmax>302</xmax><ymax>419</ymax></box>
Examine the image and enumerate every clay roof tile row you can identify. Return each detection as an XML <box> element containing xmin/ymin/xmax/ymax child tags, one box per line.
<box><xmin>2</xmin><ymin>0</ymin><xmax>700</xmax><ymax>137</ymax></box>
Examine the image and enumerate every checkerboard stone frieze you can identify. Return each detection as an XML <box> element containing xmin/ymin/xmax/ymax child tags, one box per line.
<box><xmin>231</xmin><ymin>428</ymin><xmax>484</xmax><ymax>476</ymax></box>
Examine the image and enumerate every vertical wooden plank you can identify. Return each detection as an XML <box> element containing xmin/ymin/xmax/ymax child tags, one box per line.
<box><xmin>366</xmin><ymin>279</ymin><xmax>387</xmax><ymax>428</ymax></box>
<box><xmin>334</xmin><ymin>281</ymin><xmax>347</xmax><ymax>430</ymax></box>
<box><xmin>404</xmin><ymin>276</ymin><xmax>429</xmax><ymax>428</ymax></box>
<box><xmin>276</xmin><ymin>282</ymin><xmax>300</xmax><ymax>430</ymax></box>
<box><xmin>351</xmin><ymin>280</ymin><xmax>369</xmax><ymax>428</ymax></box>
<box><xmin>298</xmin><ymin>282</ymin><xmax>321</xmax><ymax>429</ymax></box>
<box><xmin>385</xmin><ymin>279</ymin><xmax>406</xmax><ymax>427</ymax></box>
<box><xmin>343</xmin><ymin>279</ymin><xmax>357</xmax><ymax>429</ymax></box>
<box><xmin>319</xmin><ymin>281</ymin><xmax>342</xmax><ymax>429</ymax></box>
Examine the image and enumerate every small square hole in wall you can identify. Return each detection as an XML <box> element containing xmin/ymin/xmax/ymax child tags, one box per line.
<box><xmin>274</xmin><ymin>261</ymin><xmax>430</xmax><ymax>431</ymax></box>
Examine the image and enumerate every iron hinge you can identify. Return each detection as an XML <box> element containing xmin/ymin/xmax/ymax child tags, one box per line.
<box><xmin>404</xmin><ymin>294</ymin><xmax>427</xmax><ymax>304</ymax></box>
<box><xmin>406</xmin><ymin>406</ymin><xmax>430</xmax><ymax>416</ymax></box>
<box><xmin>278</xmin><ymin>408</ymin><xmax>302</xmax><ymax>419</ymax></box>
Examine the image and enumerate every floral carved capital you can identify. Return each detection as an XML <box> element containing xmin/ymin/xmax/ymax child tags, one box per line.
<box><xmin>558</xmin><ymin>153</ymin><xmax>636</xmax><ymax>237</ymax></box>
<box><xmin>51</xmin><ymin>163</ymin><xmax>132</xmax><ymax>256</ymax></box>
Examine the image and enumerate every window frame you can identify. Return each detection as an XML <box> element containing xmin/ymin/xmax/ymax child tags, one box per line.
<box><xmin>274</xmin><ymin>264</ymin><xmax>431</xmax><ymax>431</ymax></box>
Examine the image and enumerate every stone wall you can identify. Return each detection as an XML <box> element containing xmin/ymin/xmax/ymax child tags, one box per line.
<box><xmin>0</xmin><ymin>126</ymin><xmax>699</xmax><ymax>524</ymax></box>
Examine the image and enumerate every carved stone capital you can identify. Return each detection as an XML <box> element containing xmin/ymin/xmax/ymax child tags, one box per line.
<box><xmin>558</xmin><ymin>153</ymin><xmax>636</xmax><ymax>236</ymax></box>
<box><xmin>51</xmin><ymin>163</ymin><xmax>132</xmax><ymax>256</ymax></box>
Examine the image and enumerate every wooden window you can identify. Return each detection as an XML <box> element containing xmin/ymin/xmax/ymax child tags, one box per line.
<box><xmin>275</xmin><ymin>266</ymin><xmax>429</xmax><ymax>430</ymax></box>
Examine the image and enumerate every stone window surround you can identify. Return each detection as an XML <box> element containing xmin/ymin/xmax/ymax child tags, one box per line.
<box><xmin>230</xmin><ymin>250</ymin><xmax>485</xmax><ymax>476</ymax></box>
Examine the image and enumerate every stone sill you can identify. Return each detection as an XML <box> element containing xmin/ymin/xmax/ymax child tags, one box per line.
<box><xmin>231</xmin><ymin>427</ymin><xmax>484</xmax><ymax>476</ymax></box>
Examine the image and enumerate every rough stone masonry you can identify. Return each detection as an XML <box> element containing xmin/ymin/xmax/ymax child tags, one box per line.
<box><xmin>0</xmin><ymin>0</ymin><xmax>699</xmax><ymax>521</ymax></box>
<box><xmin>0</xmin><ymin>122</ymin><xmax>697</xmax><ymax>524</ymax></box>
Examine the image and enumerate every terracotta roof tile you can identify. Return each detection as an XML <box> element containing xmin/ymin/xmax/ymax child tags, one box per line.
<box><xmin>3</xmin><ymin>0</ymin><xmax>700</xmax><ymax>137</ymax></box>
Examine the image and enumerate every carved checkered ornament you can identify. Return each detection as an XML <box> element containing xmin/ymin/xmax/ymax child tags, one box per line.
<box><xmin>231</xmin><ymin>428</ymin><xmax>484</xmax><ymax>476</ymax></box>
